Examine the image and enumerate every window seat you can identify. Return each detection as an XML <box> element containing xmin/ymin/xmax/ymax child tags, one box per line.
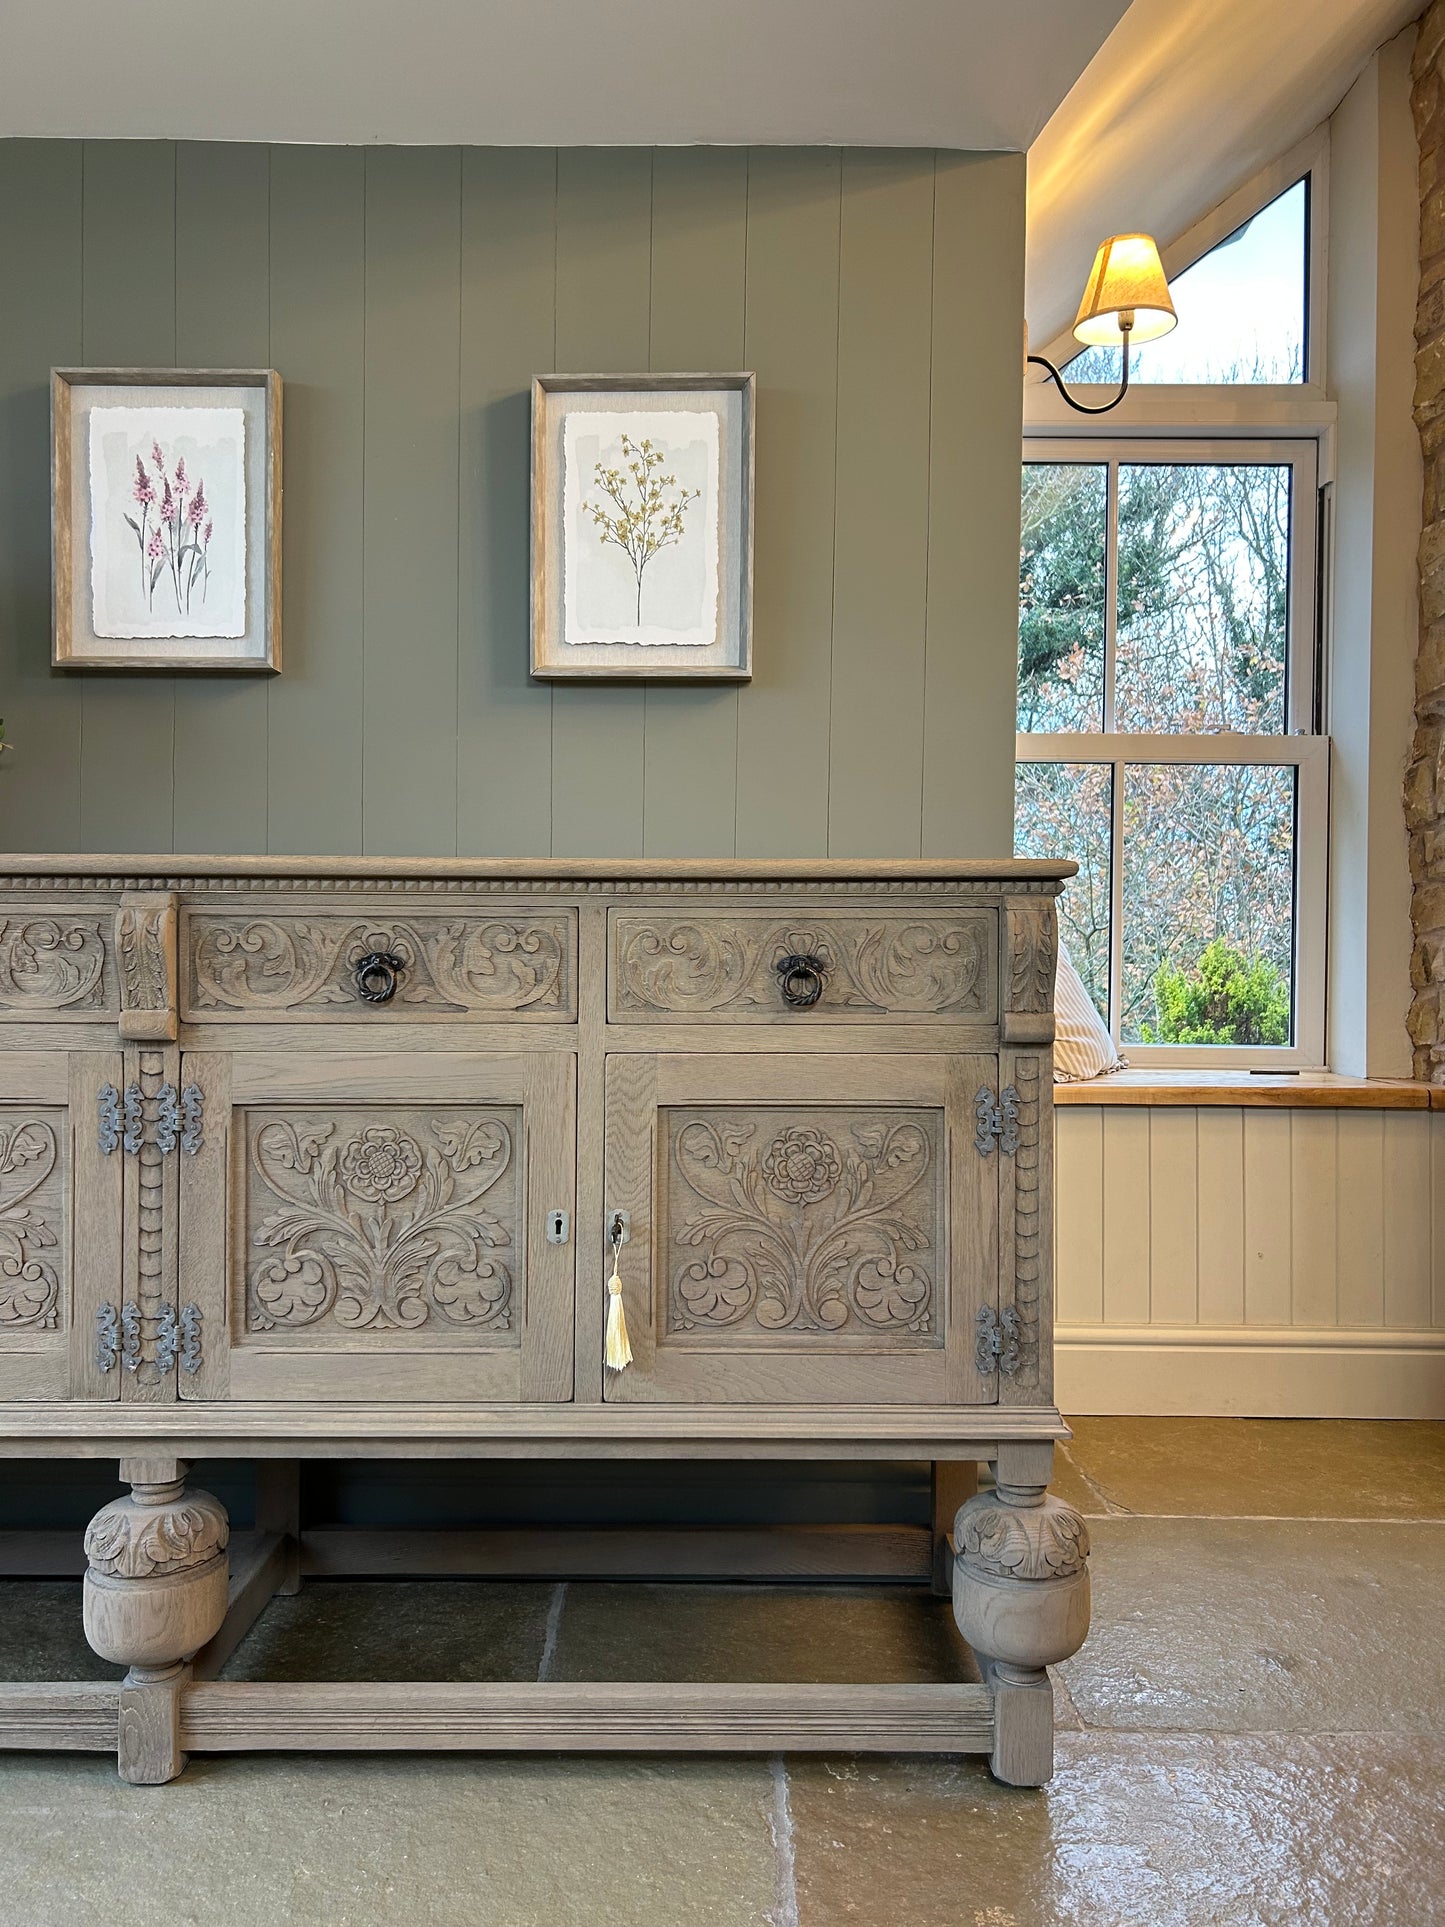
<box><xmin>1053</xmin><ymin>1070</ymin><xmax>1441</xmax><ymax>1108</ymax></box>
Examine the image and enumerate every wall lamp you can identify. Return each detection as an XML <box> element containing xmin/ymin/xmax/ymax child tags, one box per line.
<box><xmin>1027</xmin><ymin>234</ymin><xmax>1176</xmax><ymax>415</ymax></box>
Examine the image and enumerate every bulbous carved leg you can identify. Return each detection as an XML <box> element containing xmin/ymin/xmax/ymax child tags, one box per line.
<box><xmin>83</xmin><ymin>1458</ymin><xmax>230</xmax><ymax>1784</ymax></box>
<box><xmin>951</xmin><ymin>1482</ymin><xmax>1090</xmax><ymax>1787</ymax></box>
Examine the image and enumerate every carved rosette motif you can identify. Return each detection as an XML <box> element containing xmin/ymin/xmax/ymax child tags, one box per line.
<box><xmin>954</xmin><ymin>1490</ymin><xmax>1089</xmax><ymax>1582</ymax></box>
<box><xmin>84</xmin><ymin>1489</ymin><xmax>230</xmax><ymax>1579</ymax></box>
<box><xmin>245</xmin><ymin>1108</ymin><xmax>519</xmax><ymax>1337</ymax></box>
<box><xmin>0</xmin><ymin>917</ymin><xmax>108</xmax><ymax>1014</ymax></box>
<box><xmin>0</xmin><ymin>1116</ymin><xmax>62</xmax><ymax>1332</ymax></box>
<box><xmin>186</xmin><ymin>915</ymin><xmax>573</xmax><ymax>1016</ymax></box>
<box><xmin>614</xmin><ymin>916</ymin><xmax>989</xmax><ymax>1017</ymax></box>
<box><xmin>663</xmin><ymin>1108</ymin><xmax>941</xmax><ymax>1342</ymax></box>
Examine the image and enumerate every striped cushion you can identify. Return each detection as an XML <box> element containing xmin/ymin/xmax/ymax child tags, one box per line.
<box><xmin>1053</xmin><ymin>940</ymin><xmax>1126</xmax><ymax>1082</ymax></box>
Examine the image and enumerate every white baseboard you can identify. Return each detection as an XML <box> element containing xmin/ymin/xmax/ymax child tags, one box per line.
<box><xmin>1055</xmin><ymin>1323</ymin><xmax>1445</xmax><ymax>1419</ymax></box>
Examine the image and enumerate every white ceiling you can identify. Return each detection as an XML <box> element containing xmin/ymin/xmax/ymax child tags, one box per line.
<box><xmin>1026</xmin><ymin>0</ymin><xmax>1424</xmax><ymax>348</ymax></box>
<box><xmin>0</xmin><ymin>0</ymin><xmax>1127</xmax><ymax>150</ymax></box>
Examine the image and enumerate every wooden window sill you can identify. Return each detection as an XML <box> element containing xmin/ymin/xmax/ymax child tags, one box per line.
<box><xmin>1052</xmin><ymin>1071</ymin><xmax>1441</xmax><ymax>1109</ymax></box>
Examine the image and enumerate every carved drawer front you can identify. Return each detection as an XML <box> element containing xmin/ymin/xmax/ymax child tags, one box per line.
<box><xmin>608</xmin><ymin>910</ymin><xmax>996</xmax><ymax>1023</ymax></box>
<box><xmin>182</xmin><ymin>910</ymin><xmax>578</xmax><ymax>1021</ymax></box>
<box><xmin>603</xmin><ymin>1052</ymin><xmax>1000</xmax><ymax>1406</ymax></box>
<box><xmin>0</xmin><ymin>913</ymin><xmax>115</xmax><ymax>1021</ymax></box>
<box><xmin>177</xmin><ymin>1051</ymin><xmax>576</xmax><ymax>1403</ymax></box>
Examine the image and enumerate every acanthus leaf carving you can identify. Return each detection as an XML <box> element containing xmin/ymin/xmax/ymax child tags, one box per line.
<box><xmin>614</xmin><ymin>915</ymin><xmax>989</xmax><ymax>1018</ymax></box>
<box><xmin>245</xmin><ymin>1109</ymin><xmax>518</xmax><ymax>1338</ymax></box>
<box><xmin>1006</xmin><ymin>898</ymin><xmax>1056</xmax><ymax>1015</ymax></box>
<box><xmin>186</xmin><ymin>915</ymin><xmax>573</xmax><ymax>1017</ymax></box>
<box><xmin>0</xmin><ymin>917</ymin><xmax>108</xmax><ymax>1014</ymax></box>
<box><xmin>954</xmin><ymin>1490</ymin><xmax>1089</xmax><ymax>1582</ymax></box>
<box><xmin>114</xmin><ymin>893</ymin><xmax>178</xmax><ymax>1029</ymax></box>
<box><xmin>84</xmin><ymin>1489</ymin><xmax>229</xmax><ymax>1578</ymax></box>
<box><xmin>664</xmin><ymin>1108</ymin><xmax>940</xmax><ymax>1343</ymax></box>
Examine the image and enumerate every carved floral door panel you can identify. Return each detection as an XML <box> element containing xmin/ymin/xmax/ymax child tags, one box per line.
<box><xmin>177</xmin><ymin>1051</ymin><xmax>575</xmax><ymax>1403</ymax></box>
<box><xmin>0</xmin><ymin>1052</ymin><xmax>123</xmax><ymax>1402</ymax></box>
<box><xmin>603</xmin><ymin>1053</ymin><xmax>999</xmax><ymax>1405</ymax></box>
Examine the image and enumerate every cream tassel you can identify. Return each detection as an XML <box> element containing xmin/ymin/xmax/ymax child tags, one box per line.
<box><xmin>604</xmin><ymin>1262</ymin><xmax>633</xmax><ymax>1371</ymax></box>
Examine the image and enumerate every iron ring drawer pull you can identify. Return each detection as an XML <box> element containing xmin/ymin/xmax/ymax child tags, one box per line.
<box><xmin>775</xmin><ymin>953</ymin><xmax>826</xmax><ymax>1009</ymax></box>
<box><xmin>354</xmin><ymin>951</ymin><xmax>405</xmax><ymax>1004</ymax></box>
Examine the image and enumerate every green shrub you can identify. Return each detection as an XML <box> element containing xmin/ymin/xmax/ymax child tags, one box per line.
<box><xmin>1145</xmin><ymin>938</ymin><xmax>1290</xmax><ymax>1046</ymax></box>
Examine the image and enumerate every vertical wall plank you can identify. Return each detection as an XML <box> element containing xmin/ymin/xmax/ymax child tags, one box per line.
<box><xmin>1100</xmin><ymin>1109</ymin><xmax>1150</xmax><ymax>1323</ymax></box>
<box><xmin>266</xmin><ymin>146</ymin><xmax>366</xmax><ymax>856</ymax></box>
<box><xmin>1433</xmin><ymin>1111</ymin><xmax>1445</xmax><ymax>1329</ymax></box>
<box><xmin>79</xmin><ymin>141</ymin><xmax>177</xmax><ymax>854</ymax></box>
<box><xmin>734</xmin><ymin>148</ymin><xmax>840</xmax><ymax>859</ymax></box>
<box><xmin>550</xmin><ymin>148</ymin><xmax>653</xmax><ymax>858</ymax></box>
<box><xmin>1383</xmin><ymin>1111</ymin><xmax>1432</xmax><ymax>1329</ymax></box>
<box><xmin>1243</xmin><ymin>1109</ymin><xmax>1292</xmax><ymax>1323</ymax></box>
<box><xmin>643</xmin><ymin>147</ymin><xmax>748</xmax><ymax>858</ymax></box>
<box><xmin>1053</xmin><ymin>1109</ymin><xmax>1103</xmax><ymax>1324</ymax></box>
<box><xmin>1335</xmin><ymin>1109</ymin><xmax>1385</xmax><ymax>1326</ymax></box>
<box><xmin>922</xmin><ymin>153</ymin><xmax>1024</xmax><ymax>859</ymax></box>
<box><xmin>1195</xmin><ymin>1108</ymin><xmax>1245</xmax><ymax>1324</ymax></box>
<box><xmin>828</xmin><ymin>152</ymin><xmax>934</xmax><ymax>857</ymax></box>
<box><xmin>172</xmin><ymin>142</ymin><xmax>271</xmax><ymax>854</ymax></box>
<box><xmin>1289</xmin><ymin>1111</ymin><xmax>1338</xmax><ymax>1325</ymax></box>
<box><xmin>0</xmin><ymin>143</ymin><xmax>83</xmax><ymax>850</ymax></box>
<box><xmin>1147</xmin><ymin>1109</ymin><xmax>1198</xmax><ymax>1324</ymax></box>
<box><xmin>457</xmin><ymin>148</ymin><xmax>556</xmax><ymax>857</ymax></box>
<box><xmin>362</xmin><ymin>147</ymin><xmax>462</xmax><ymax>857</ymax></box>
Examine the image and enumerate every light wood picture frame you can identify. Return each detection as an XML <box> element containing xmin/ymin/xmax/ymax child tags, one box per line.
<box><xmin>52</xmin><ymin>367</ymin><xmax>282</xmax><ymax>673</ymax></box>
<box><xmin>531</xmin><ymin>372</ymin><xmax>754</xmax><ymax>682</ymax></box>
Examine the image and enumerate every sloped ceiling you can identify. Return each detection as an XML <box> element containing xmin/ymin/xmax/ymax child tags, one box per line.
<box><xmin>1027</xmin><ymin>0</ymin><xmax>1424</xmax><ymax>348</ymax></box>
<box><xmin>0</xmin><ymin>0</ymin><xmax>1126</xmax><ymax>150</ymax></box>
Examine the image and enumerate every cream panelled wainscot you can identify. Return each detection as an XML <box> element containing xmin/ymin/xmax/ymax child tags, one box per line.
<box><xmin>0</xmin><ymin>857</ymin><xmax>1086</xmax><ymax>1788</ymax></box>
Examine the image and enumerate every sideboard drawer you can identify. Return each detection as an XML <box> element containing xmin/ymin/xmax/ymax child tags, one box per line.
<box><xmin>181</xmin><ymin>910</ymin><xmax>578</xmax><ymax>1021</ymax></box>
<box><xmin>0</xmin><ymin>910</ymin><xmax>116</xmax><ymax>1021</ymax></box>
<box><xmin>608</xmin><ymin>909</ymin><xmax>996</xmax><ymax>1023</ymax></box>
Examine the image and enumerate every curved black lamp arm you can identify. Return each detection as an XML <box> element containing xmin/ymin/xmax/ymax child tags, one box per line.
<box><xmin>1026</xmin><ymin>326</ymin><xmax>1131</xmax><ymax>416</ymax></box>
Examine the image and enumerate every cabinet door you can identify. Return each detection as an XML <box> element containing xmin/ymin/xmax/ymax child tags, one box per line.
<box><xmin>178</xmin><ymin>1051</ymin><xmax>575</xmax><ymax>1403</ymax></box>
<box><xmin>603</xmin><ymin>1053</ymin><xmax>998</xmax><ymax>1405</ymax></box>
<box><xmin>0</xmin><ymin>1052</ymin><xmax>123</xmax><ymax>1402</ymax></box>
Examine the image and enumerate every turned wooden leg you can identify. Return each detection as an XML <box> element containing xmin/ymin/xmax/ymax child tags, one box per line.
<box><xmin>951</xmin><ymin>1477</ymin><xmax>1090</xmax><ymax>1788</ymax></box>
<box><xmin>83</xmin><ymin>1458</ymin><xmax>230</xmax><ymax>1784</ymax></box>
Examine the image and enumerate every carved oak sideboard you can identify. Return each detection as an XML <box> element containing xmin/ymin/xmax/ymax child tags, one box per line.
<box><xmin>0</xmin><ymin>856</ymin><xmax>1087</xmax><ymax>1785</ymax></box>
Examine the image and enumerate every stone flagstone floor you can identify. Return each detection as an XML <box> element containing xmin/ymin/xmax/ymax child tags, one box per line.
<box><xmin>0</xmin><ymin>1416</ymin><xmax>1440</xmax><ymax>1926</ymax></box>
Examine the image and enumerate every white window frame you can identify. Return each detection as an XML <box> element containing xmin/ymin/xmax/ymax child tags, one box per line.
<box><xmin>1017</xmin><ymin>437</ymin><xmax>1328</xmax><ymax>1070</ymax></box>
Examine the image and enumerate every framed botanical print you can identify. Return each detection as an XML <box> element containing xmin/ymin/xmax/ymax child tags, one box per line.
<box><xmin>530</xmin><ymin>372</ymin><xmax>754</xmax><ymax>681</ymax></box>
<box><xmin>52</xmin><ymin>367</ymin><xmax>282</xmax><ymax>672</ymax></box>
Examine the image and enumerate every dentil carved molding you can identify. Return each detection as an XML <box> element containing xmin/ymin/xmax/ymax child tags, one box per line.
<box><xmin>614</xmin><ymin>915</ymin><xmax>991</xmax><ymax>1018</ymax></box>
<box><xmin>954</xmin><ymin>1489</ymin><xmax>1089</xmax><ymax>1582</ymax></box>
<box><xmin>663</xmin><ymin>1107</ymin><xmax>940</xmax><ymax>1341</ymax></box>
<box><xmin>0</xmin><ymin>1116</ymin><xmax>62</xmax><ymax>1332</ymax></box>
<box><xmin>0</xmin><ymin>916</ymin><xmax>109</xmax><ymax>1015</ymax></box>
<box><xmin>186</xmin><ymin>914</ymin><xmax>574</xmax><ymax>1018</ymax></box>
<box><xmin>84</xmin><ymin>1488</ymin><xmax>230</xmax><ymax>1578</ymax></box>
<box><xmin>245</xmin><ymin>1108</ymin><xmax>520</xmax><ymax>1337</ymax></box>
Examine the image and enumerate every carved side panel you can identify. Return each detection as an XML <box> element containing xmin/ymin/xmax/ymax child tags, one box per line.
<box><xmin>115</xmin><ymin>893</ymin><xmax>178</xmax><ymax>1041</ymax></box>
<box><xmin>0</xmin><ymin>1109</ymin><xmax>65</xmax><ymax>1338</ymax></box>
<box><xmin>238</xmin><ymin>1105</ymin><xmax>522</xmax><ymax>1344</ymax></box>
<box><xmin>0</xmin><ymin>914</ymin><xmax>113</xmax><ymax>1019</ymax></box>
<box><xmin>184</xmin><ymin>913</ymin><xmax>576</xmax><ymax>1020</ymax></box>
<box><xmin>658</xmin><ymin>1106</ymin><xmax>944</xmax><ymax>1347</ymax></box>
<box><xmin>611</xmin><ymin>912</ymin><xmax>995</xmax><ymax>1020</ymax></box>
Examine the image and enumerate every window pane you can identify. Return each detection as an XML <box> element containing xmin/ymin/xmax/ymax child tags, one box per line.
<box><xmin>1015</xmin><ymin>761</ymin><xmax>1112</xmax><ymax>1020</ymax></box>
<box><xmin>1121</xmin><ymin>763</ymin><xmax>1295</xmax><ymax>1046</ymax></box>
<box><xmin>1115</xmin><ymin>463</ymin><xmax>1289</xmax><ymax>733</ymax></box>
<box><xmin>1018</xmin><ymin>463</ymin><xmax>1106</xmax><ymax>732</ymax></box>
<box><xmin>1066</xmin><ymin>180</ymin><xmax>1307</xmax><ymax>385</ymax></box>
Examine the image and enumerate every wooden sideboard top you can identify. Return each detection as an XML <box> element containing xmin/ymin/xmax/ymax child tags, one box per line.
<box><xmin>0</xmin><ymin>854</ymin><xmax>1076</xmax><ymax>886</ymax></box>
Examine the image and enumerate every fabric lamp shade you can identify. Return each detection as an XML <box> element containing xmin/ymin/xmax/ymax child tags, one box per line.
<box><xmin>1072</xmin><ymin>234</ymin><xmax>1176</xmax><ymax>346</ymax></box>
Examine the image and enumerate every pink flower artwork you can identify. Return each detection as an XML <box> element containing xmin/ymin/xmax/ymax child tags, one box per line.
<box><xmin>122</xmin><ymin>435</ymin><xmax>219</xmax><ymax>616</ymax></box>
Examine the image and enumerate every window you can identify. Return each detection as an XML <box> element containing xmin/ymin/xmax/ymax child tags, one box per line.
<box><xmin>1065</xmin><ymin>179</ymin><xmax>1309</xmax><ymax>386</ymax></box>
<box><xmin>1015</xmin><ymin>442</ymin><xmax>1327</xmax><ymax>1066</ymax></box>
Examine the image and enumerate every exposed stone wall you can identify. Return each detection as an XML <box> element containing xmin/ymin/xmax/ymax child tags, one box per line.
<box><xmin>1411</xmin><ymin>3</ymin><xmax>1445</xmax><ymax>1079</ymax></box>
